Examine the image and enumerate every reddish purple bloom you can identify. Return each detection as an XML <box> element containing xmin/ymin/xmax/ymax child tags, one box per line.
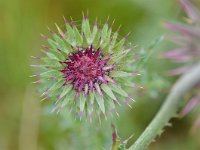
<box><xmin>60</xmin><ymin>45</ymin><xmax>113</xmax><ymax>96</ymax></box>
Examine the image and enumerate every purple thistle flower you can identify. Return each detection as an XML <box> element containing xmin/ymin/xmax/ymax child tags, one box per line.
<box><xmin>32</xmin><ymin>14</ymin><xmax>138</xmax><ymax>121</ymax></box>
<box><xmin>60</xmin><ymin>46</ymin><xmax>113</xmax><ymax>96</ymax></box>
<box><xmin>163</xmin><ymin>0</ymin><xmax>200</xmax><ymax>76</ymax></box>
<box><xmin>164</xmin><ymin>0</ymin><xmax>200</xmax><ymax>130</ymax></box>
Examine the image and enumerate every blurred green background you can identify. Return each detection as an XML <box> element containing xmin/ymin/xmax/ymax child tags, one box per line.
<box><xmin>1</xmin><ymin>0</ymin><xmax>200</xmax><ymax>150</ymax></box>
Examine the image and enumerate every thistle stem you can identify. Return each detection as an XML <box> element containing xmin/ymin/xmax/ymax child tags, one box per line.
<box><xmin>128</xmin><ymin>63</ymin><xmax>200</xmax><ymax>150</ymax></box>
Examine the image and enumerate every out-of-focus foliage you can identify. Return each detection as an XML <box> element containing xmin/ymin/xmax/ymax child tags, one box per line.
<box><xmin>0</xmin><ymin>0</ymin><xmax>200</xmax><ymax>150</ymax></box>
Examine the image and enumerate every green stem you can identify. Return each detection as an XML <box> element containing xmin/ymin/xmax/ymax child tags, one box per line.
<box><xmin>128</xmin><ymin>63</ymin><xmax>200</xmax><ymax>150</ymax></box>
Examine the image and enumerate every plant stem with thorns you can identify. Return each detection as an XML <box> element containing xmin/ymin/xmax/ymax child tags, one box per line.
<box><xmin>128</xmin><ymin>63</ymin><xmax>200</xmax><ymax>150</ymax></box>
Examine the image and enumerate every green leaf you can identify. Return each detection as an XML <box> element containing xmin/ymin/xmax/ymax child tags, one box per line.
<box><xmin>95</xmin><ymin>94</ymin><xmax>105</xmax><ymax>114</ymax></box>
<box><xmin>101</xmin><ymin>84</ymin><xmax>117</xmax><ymax>100</ymax></box>
<box><xmin>110</xmin><ymin>84</ymin><xmax>128</xmax><ymax>97</ymax></box>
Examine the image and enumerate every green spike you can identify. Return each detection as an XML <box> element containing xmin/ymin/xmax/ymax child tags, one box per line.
<box><xmin>59</xmin><ymin>85</ymin><xmax>72</xmax><ymax>99</ymax></box>
<box><xmin>82</xmin><ymin>18</ymin><xmax>92</xmax><ymax>44</ymax></box>
<box><xmin>47</xmin><ymin>39</ymin><xmax>59</xmax><ymax>50</ymax></box>
<box><xmin>107</xmin><ymin>99</ymin><xmax>116</xmax><ymax>114</ymax></box>
<box><xmin>111</xmin><ymin>71</ymin><xmax>132</xmax><ymax>78</ymax></box>
<box><xmin>102</xmin><ymin>28</ymin><xmax>112</xmax><ymax>49</ymax></box>
<box><xmin>65</xmin><ymin>23</ymin><xmax>76</xmax><ymax>47</ymax></box>
<box><xmin>110</xmin><ymin>84</ymin><xmax>128</xmax><ymax>97</ymax></box>
<box><xmin>55</xmin><ymin>23</ymin><xmax>65</xmax><ymax>38</ymax></box>
<box><xmin>108</xmin><ymin>98</ymin><xmax>115</xmax><ymax>109</ymax></box>
<box><xmin>109</xmin><ymin>31</ymin><xmax>119</xmax><ymax>52</ymax></box>
<box><xmin>73</xmin><ymin>26</ymin><xmax>83</xmax><ymax>46</ymax></box>
<box><xmin>101</xmin><ymin>84</ymin><xmax>117</xmax><ymax>101</ymax></box>
<box><xmin>49</xmin><ymin>80</ymin><xmax>64</xmax><ymax>92</ymax></box>
<box><xmin>59</xmin><ymin>50</ymin><xmax>69</xmax><ymax>58</ymax></box>
<box><xmin>46</xmin><ymin>50</ymin><xmax>65</xmax><ymax>61</ymax></box>
<box><xmin>51</xmin><ymin>34</ymin><xmax>62</xmax><ymax>45</ymax></box>
<box><xmin>100</xmin><ymin>23</ymin><xmax>109</xmax><ymax>44</ymax></box>
<box><xmin>41</xmin><ymin>58</ymin><xmax>62</xmax><ymax>68</ymax></box>
<box><xmin>89</xmin><ymin>92</ymin><xmax>95</xmax><ymax>105</ymax></box>
<box><xmin>45</xmin><ymin>80</ymin><xmax>64</xmax><ymax>98</ymax></box>
<box><xmin>111</xmin><ymin>49</ymin><xmax>131</xmax><ymax>63</ymax></box>
<box><xmin>49</xmin><ymin>35</ymin><xmax>72</xmax><ymax>53</ymax></box>
<box><xmin>91</xmin><ymin>24</ymin><xmax>98</xmax><ymax>45</ymax></box>
<box><xmin>61</xmin><ymin>91</ymin><xmax>74</xmax><ymax>107</ymax></box>
<box><xmin>87</xmin><ymin>103</ymin><xmax>93</xmax><ymax>121</ymax></box>
<box><xmin>92</xmin><ymin>29</ymin><xmax>101</xmax><ymax>48</ymax></box>
<box><xmin>40</xmin><ymin>70</ymin><xmax>62</xmax><ymax>77</ymax></box>
<box><xmin>107</xmin><ymin>28</ymin><xmax>112</xmax><ymax>40</ymax></box>
<box><xmin>95</xmin><ymin>93</ymin><xmax>105</xmax><ymax>114</ymax></box>
<box><xmin>113</xmin><ymin>38</ymin><xmax>125</xmax><ymax>51</ymax></box>
<box><xmin>79</xmin><ymin>92</ymin><xmax>87</xmax><ymax>113</ymax></box>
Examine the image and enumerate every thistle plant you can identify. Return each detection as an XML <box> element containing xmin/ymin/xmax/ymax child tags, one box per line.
<box><xmin>32</xmin><ymin>14</ymin><xmax>138</xmax><ymax>121</ymax></box>
<box><xmin>127</xmin><ymin>1</ymin><xmax>200</xmax><ymax>150</ymax></box>
<box><xmin>164</xmin><ymin>0</ymin><xmax>200</xmax><ymax>76</ymax></box>
<box><xmin>163</xmin><ymin>0</ymin><xmax>200</xmax><ymax>130</ymax></box>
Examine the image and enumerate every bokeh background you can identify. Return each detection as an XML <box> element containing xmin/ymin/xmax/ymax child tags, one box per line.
<box><xmin>1</xmin><ymin>0</ymin><xmax>200</xmax><ymax>150</ymax></box>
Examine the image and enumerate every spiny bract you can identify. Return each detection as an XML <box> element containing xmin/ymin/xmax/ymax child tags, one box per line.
<box><xmin>32</xmin><ymin>14</ymin><xmax>138</xmax><ymax>121</ymax></box>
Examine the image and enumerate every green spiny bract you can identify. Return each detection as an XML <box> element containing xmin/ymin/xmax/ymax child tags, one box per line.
<box><xmin>32</xmin><ymin>14</ymin><xmax>139</xmax><ymax>121</ymax></box>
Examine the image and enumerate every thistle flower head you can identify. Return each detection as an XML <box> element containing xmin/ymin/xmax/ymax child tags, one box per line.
<box><xmin>163</xmin><ymin>0</ymin><xmax>200</xmax><ymax>75</ymax></box>
<box><xmin>164</xmin><ymin>0</ymin><xmax>200</xmax><ymax>131</ymax></box>
<box><xmin>32</xmin><ymin>14</ymin><xmax>137</xmax><ymax>121</ymax></box>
